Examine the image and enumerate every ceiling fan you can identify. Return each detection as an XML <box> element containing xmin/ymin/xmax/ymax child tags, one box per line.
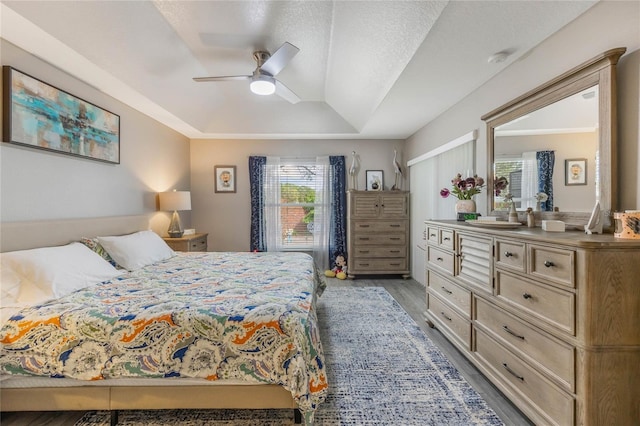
<box><xmin>193</xmin><ymin>42</ymin><xmax>301</xmax><ymax>104</ymax></box>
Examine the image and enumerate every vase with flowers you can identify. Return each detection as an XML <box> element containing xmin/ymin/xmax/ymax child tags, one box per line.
<box><xmin>534</xmin><ymin>192</ymin><xmax>548</xmax><ymax>211</ymax></box>
<box><xmin>440</xmin><ymin>173</ymin><xmax>485</xmax><ymax>213</ymax></box>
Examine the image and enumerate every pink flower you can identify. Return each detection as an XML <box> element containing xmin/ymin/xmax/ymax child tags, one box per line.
<box><xmin>440</xmin><ymin>188</ymin><xmax>451</xmax><ymax>198</ymax></box>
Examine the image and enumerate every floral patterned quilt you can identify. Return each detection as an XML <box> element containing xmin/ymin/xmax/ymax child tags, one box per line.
<box><xmin>0</xmin><ymin>252</ymin><xmax>327</xmax><ymax>421</ymax></box>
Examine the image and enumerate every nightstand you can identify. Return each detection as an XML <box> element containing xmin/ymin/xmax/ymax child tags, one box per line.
<box><xmin>163</xmin><ymin>233</ymin><xmax>208</xmax><ymax>252</ymax></box>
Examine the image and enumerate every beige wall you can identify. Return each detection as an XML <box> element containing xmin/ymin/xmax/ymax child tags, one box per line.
<box><xmin>405</xmin><ymin>0</ymin><xmax>640</xmax><ymax>215</ymax></box>
<box><xmin>0</xmin><ymin>41</ymin><xmax>191</xmax><ymax>236</ymax></box>
<box><xmin>190</xmin><ymin>138</ymin><xmax>403</xmax><ymax>251</ymax></box>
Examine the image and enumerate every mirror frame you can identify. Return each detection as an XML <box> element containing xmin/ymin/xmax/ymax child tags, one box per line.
<box><xmin>482</xmin><ymin>47</ymin><xmax>626</xmax><ymax>229</ymax></box>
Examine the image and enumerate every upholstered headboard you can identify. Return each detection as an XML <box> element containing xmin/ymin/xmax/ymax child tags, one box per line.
<box><xmin>0</xmin><ymin>215</ymin><xmax>150</xmax><ymax>252</ymax></box>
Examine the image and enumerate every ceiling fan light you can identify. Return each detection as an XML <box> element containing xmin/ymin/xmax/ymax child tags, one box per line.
<box><xmin>250</xmin><ymin>76</ymin><xmax>276</xmax><ymax>95</ymax></box>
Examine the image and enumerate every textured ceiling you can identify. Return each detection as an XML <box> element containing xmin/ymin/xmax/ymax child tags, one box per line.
<box><xmin>0</xmin><ymin>1</ymin><xmax>597</xmax><ymax>139</ymax></box>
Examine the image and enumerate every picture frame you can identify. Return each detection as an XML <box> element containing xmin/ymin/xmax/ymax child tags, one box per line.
<box><xmin>215</xmin><ymin>165</ymin><xmax>236</xmax><ymax>193</ymax></box>
<box><xmin>565</xmin><ymin>158</ymin><xmax>587</xmax><ymax>186</ymax></box>
<box><xmin>2</xmin><ymin>66</ymin><xmax>120</xmax><ymax>164</ymax></box>
<box><xmin>366</xmin><ymin>170</ymin><xmax>384</xmax><ymax>191</ymax></box>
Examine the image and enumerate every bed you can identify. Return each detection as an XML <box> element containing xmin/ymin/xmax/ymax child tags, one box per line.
<box><xmin>0</xmin><ymin>215</ymin><xmax>327</xmax><ymax>425</ymax></box>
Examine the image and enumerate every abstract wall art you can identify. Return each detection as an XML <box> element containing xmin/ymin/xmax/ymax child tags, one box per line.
<box><xmin>2</xmin><ymin>66</ymin><xmax>120</xmax><ymax>164</ymax></box>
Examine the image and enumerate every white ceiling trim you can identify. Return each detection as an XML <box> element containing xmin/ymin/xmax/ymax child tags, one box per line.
<box><xmin>0</xmin><ymin>3</ymin><xmax>201</xmax><ymax>138</ymax></box>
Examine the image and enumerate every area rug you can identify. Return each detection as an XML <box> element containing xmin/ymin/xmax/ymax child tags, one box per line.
<box><xmin>76</xmin><ymin>287</ymin><xmax>503</xmax><ymax>425</ymax></box>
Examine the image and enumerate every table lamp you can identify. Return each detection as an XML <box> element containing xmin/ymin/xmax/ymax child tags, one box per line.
<box><xmin>158</xmin><ymin>190</ymin><xmax>191</xmax><ymax>238</ymax></box>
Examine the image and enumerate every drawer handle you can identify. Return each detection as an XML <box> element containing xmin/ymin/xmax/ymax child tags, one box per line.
<box><xmin>441</xmin><ymin>287</ymin><xmax>453</xmax><ymax>295</ymax></box>
<box><xmin>360</xmin><ymin>263</ymin><xmax>369</xmax><ymax>267</ymax></box>
<box><xmin>440</xmin><ymin>312</ymin><xmax>452</xmax><ymax>321</ymax></box>
<box><xmin>360</xmin><ymin>237</ymin><xmax>370</xmax><ymax>241</ymax></box>
<box><xmin>390</xmin><ymin>237</ymin><xmax>401</xmax><ymax>240</ymax></box>
<box><xmin>359</xmin><ymin>224</ymin><xmax>370</xmax><ymax>228</ymax></box>
<box><xmin>390</xmin><ymin>250</ymin><xmax>400</xmax><ymax>253</ymax></box>
<box><xmin>502</xmin><ymin>363</ymin><xmax>525</xmax><ymax>382</ymax></box>
<box><xmin>522</xmin><ymin>293</ymin><xmax>532</xmax><ymax>299</ymax></box>
<box><xmin>360</xmin><ymin>250</ymin><xmax>370</xmax><ymax>254</ymax></box>
<box><xmin>443</xmin><ymin>237</ymin><xmax>450</xmax><ymax>241</ymax></box>
<box><xmin>502</xmin><ymin>325</ymin><xmax>525</xmax><ymax>340</ymax></box>
<box><xmin>390</xmin><ymin>224</ymin><xmax>400</xmax><ymax>228</ymax></box>
<box><xmin>544</xmin><ymin>260</ymin><xmax>555</xmax><ymax>268</ymax></box>
<box><xmin>504</xmin><ymin>251</ymin><xmax>513</xmax><ymax>257</ymax></box>
<box><xmin>436</xmin><ymin>257</ymin><xmax>444</xmax><ymax>262</ymax></box>
<box><xmin>390</xmin><ymin>263</ymin><xmax>400</xmax><ymax>266</ymax></box>
<box><xmin>430</xmin><ymin>234</ymin><xmax>436</xmax><ymax>238</ymax></box>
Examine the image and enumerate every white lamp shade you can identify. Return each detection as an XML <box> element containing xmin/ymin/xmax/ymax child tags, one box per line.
<box><xmin>159</xmin><ymin>191</ymin><xmax>191</xmax><ymax>211</ymax></box>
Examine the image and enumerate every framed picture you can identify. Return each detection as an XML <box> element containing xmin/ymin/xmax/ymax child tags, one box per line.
<box><xmin>2</xmin><ymin>66</ymin><xmax>120</xmax><ymax>164</ymax></box>
<box><xmin>215</xmin><ymin>165</ymin><xmax>236</xmax><ymax>193</ymax></box>
<box><xmin>565</xmin><ymin>158</ymin><xmax>587</xmax><ymax>186</ymax></box>
<box><xmin>366</xmin><ymin>170</ymin><xmax>384</xmax><ymax>191</ymax></box>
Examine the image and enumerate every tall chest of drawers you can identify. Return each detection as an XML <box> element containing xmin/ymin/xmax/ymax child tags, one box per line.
<box><xmin>347</xmin><ymin>190</ymin><xmax>410</xmax><ymax>279</ymax></box>
<box><xmin>424</xmin><ymin>220</ymin><xmax>640</xmax><ymax>426</ymax></box>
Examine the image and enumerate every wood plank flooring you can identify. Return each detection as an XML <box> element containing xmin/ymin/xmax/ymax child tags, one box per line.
<box><xmin>1</xmin><ymin>277</ymin><xmax>533</xmax><ymax>425</ymax></box>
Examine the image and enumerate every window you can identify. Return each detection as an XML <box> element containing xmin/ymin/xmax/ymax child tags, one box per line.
<box><xmin>268</xmin><ymin>160</ymin><xmax>325</xmax><ymax>250</ymax></box>
<box><xmin>250</xmin><ymin>155</ymin><xmax>346</xmax><ymax>270</ymax></box>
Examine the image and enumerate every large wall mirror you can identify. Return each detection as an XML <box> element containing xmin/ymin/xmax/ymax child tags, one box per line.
<box><xmin>482</xmin><ymin>48</ymin><xmax>626</xmax><ymax>228</ymax></box>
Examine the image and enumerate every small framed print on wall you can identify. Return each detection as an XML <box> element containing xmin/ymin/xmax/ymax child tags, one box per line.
<box><xmin>215</xmin><ymin>165</ymin><xmax>236</xmax><ymax>193</ymax></box>
<box><xmin>366</xmin><ymin>170</ymin><xmax>384</xmax><ymax>191</ymax></box>
<box><xmin>565</xmin><ymin>158</ymin><xmax>587</xmax><ymax>186</ymax></box>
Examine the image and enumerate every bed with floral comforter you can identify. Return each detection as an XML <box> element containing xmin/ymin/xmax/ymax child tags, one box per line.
<box><xmin>0</xmin><ymin>251</ymin><xmax>327</xmax><ymax>422</ymax></box>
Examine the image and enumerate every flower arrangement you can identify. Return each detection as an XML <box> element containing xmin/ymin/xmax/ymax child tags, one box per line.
<box><xmin>535</xmin><ymin>192</ymin><xmax>548</xmax><ymax>203</ymax></box>
<box><xmin>494</xmin><ymin>176</ymin><xmax>509</xmax><ymax>196</ymax></box>
<box><xmin>440</xmin><ymin>173</ymin><xmax>485</xmax><ymax>200</ymax></box>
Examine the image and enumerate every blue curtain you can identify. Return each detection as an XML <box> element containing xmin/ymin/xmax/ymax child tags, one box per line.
<box><xmin>249</xmin><ymin>156</ymin><xmax>266</xmax><ymax>251</ymax></box>
<box><xmin>329</xmin><ymin>156</ymin><xmax>347</xmax><ymax>262</ymax></box>
<box><xmin>536</xmin><ymin>150</ymin><xmax>554</xmax><ymax>211</ymax></box>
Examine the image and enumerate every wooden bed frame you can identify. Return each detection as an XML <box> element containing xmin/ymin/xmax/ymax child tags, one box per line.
<box><xmin>0</xmin><ymin>215</ymin><xmax>300</xmax><ymax>424</ymax></box>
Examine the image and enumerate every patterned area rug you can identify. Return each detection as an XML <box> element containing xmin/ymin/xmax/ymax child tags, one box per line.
<box><xmin>76</xmin><ymin>287</ymin><xmax>503</xmax><ymax>425</ymax></box>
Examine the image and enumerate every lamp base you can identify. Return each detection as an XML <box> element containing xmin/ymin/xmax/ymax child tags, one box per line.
<box><xmin>167</xmin><ymin>211</ymin><xmax>183</xmax><ymax>238</ymax></box>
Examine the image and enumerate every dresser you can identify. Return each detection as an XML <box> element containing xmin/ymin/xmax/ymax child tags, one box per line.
<box><xmin>424</xmin><ymin>220</ymin><xmax>640</xmax><ymax>426</ymax></box>
<box><xmin>347</xmin><ymin>190</ymin><xmax>410</xmax><ymax>279</ymax></box>
<box><xmin>163</xmin><ymin>233</ymin><xmax>208</xmax><ymax>252</ymax></box>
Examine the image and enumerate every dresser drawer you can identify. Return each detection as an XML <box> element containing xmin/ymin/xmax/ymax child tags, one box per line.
<box><xmin>426</xmin><ymin>226</ymin><xmax>439</xmax><ymax>244</ymax></box>
<box><xmin>529</xmin><ymin>244</ymin><xmax>575</xmax><ymax>288</ymax></box>
<box><xmin>427</xmin><ymin>246</ymin><xmax>455</xmax><ymax>276</ymax></box>
<box><xmin>428</xmin><ymin>270</ymin><xmax>470</xmax><ymax>316</ymax></box>
<box><xmin>352</xmin><ymin>246</ymin><xmax>406</xmax><ymax>258</ymax></box>
<box><xmin>426</xmin><ymin>226</ymin><xmax>454</xmax><ymax>250</ymax></box>
<box><xmin>351</xmin><ymin>258</ymin><xmax>407</xmax><ymax>271</ymax></box>
<box><xmin>428</xmin><ymin>294</ymin><xmax>470</xmax><ymax>349</ymax></box>
<box><xmin>496</xmin><ymin>271</ymin><xmax>575</xmax><ymax>335</ymax></box>
<box><xmin>353</xmin><ymin>233</ymin><xmax>406</xmax><ymax>245</ymax></box>
<box><xmin>353</xmin><ymin>221</ymin><xmax>406</xmax><ymax>233</ymax></box>
<box><xmin>495</xmin><ymin>239</ymin><xmax>526</xmax><ymax>272</ymax></box>
<box><xmin>475</xmin><ymin>329</ymin><xmax>574</xmax><ymax>426</ymax></box>
<box><xmin>475</xmin><ymin>297</ymin><xmax>574</xmax><ymax>391</ymax></box>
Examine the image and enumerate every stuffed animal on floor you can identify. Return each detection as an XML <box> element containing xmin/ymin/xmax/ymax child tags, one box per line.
<box><xmin>325</xmin><ymin>253</ymin><xmax>348</xmax><ymax>280</ymax></box>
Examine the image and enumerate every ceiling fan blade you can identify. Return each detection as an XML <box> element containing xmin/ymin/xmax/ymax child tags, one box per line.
<box><xmin>275</xmin><ymin>79</ymin><xmax>301</xmax><ymax>104</ymax></box>
<box><xmin>260</xmin><ymin>42</ymin><xmax>299</xmax><ymax>76</ymax></box>
<box><xmin>193</xmin><ymin>75</ymin><xmax>251</xmax><ymax>82</ymax></box>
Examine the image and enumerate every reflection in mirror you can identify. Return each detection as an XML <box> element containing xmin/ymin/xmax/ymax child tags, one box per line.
<box><xmin>493</xmin><ymin>86</ymin><xmax>599</xmax><ymax>212</ymax></box>
<box><xmin>482</xmin><ymin>48</ymin><xmax>626</xmax><ymax>228</ymax></box>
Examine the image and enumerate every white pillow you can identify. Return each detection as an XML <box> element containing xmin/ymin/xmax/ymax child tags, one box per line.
<box><xmin>97</xmin><ymin>230</ymin><xmax>174</xmax><ymax>271</ymax></box>
<box><xmin>1</xmin><ymin>242</ymin><xmax>124</xmax><ymax>300</ymax></box>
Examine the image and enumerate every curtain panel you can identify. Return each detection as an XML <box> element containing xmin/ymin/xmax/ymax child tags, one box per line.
<box><xmin>536</xmin><ymin>150</ymin><xmax>555</xmax><ymax>211</ymax></box>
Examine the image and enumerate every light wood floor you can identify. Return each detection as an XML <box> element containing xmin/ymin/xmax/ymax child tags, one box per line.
<box><xmin>1</xmin><ymin>277</ymin><xmax>533</xmax><ymax>425</ymax></box>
